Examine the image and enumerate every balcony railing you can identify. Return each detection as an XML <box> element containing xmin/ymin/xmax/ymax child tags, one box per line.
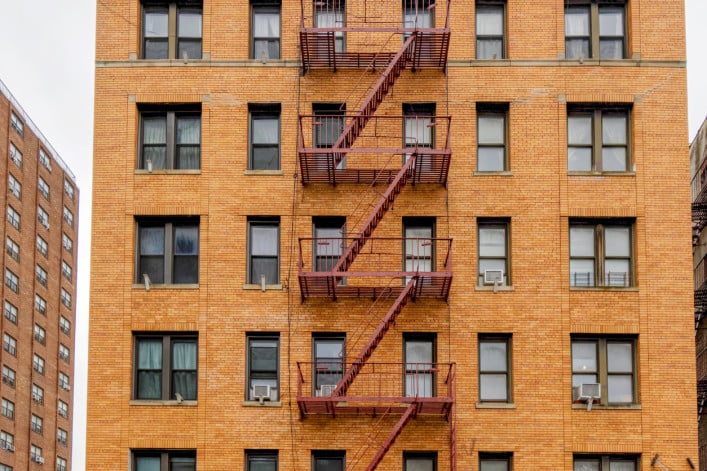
<box><xmin>696</xmin><ymin>255</ymin><xmax>707</xmax><ymax>292</ymax></box>
<box><xmin>296</xmin><ymin>361</ymin><xmax>455</xmax><ymax>417</ymax></box>
<box><xmin>298</xmin><ymin>237</ymin><xmax>452</xmax><ymax>299</ymax></box>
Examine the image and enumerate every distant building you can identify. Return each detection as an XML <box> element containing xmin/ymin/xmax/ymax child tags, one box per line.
<box><xmin>0</xmin><ymin>79</ymin><xmax>78</xmax><ymax>471</ymax></box>
<box><xmin>88</xmin><ymin>1</ymin><xmax>696</xmax><ymax>470</ymax></box>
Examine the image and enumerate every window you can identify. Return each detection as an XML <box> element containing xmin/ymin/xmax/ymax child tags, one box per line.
<box><xmin>313</xmin><ymin>103</ymin><xmax>346</xmax><ymax>148</ymax></box>
<box><xmin>478</xmin><ymin>219</ymin><xmax>509</xmax><ymax>286</ymax></box>
<box><xmin>4</xmin><ymin>270</ymin><xmax>18</xmax><ymax>294</ymax></box>
<box><xmin>61</xmin><ymin>261</ymin><xmax>73</xmax><ymax>283</ymax></box>
<box><xmin>31</xmin><ymin>415</ymin><xmax>43</xmax><ymax>435</ymax></box>
<box><xmin>32</xmin><ymin>384</ymin><xmax>44</xmax><ymax>404</ymax></box>
<box><xmin>57</xmin><ymin>457</ymin><xmax>67</xmax><ymax>471</ymax></box>
<box><xmin>476</xmin><ymin>1</ymin><xmax>505</xmax><ymax>59</ymax></box>
<box><xmin>8</xmin><ymin>143</ymin><xmax>21</xmax><ymax>168</ymax></box>
<box><xmin>565</xmin><ymin>1</ymin><xmax>626</xmax><ymax>60</ymax></box>
<box><xmin>0</xmin><ymin>465</ymin><xmax>11</xmax><ymax>471</ymax></box>
<box><xmin>7</xmin><ymin>175</ymin><xmax>20</xmax><ymax>199</ymax></box>
<box><xmin>30</xmin><ymin>445</ymin><xmax>42</xmax><ymax>463</ymax></box>
<box><xmin>5</xmin><ymin>238</ymin><xmax>19</xmax><ymax>262</ymax></box>
<box><xmin>1</xmin><ymin>399</ymin><xmax>14</xmax><ymax>420</ymax></box>
<box><xmin>2</xmin><ymin>335</ymin><xmax>15</xmax><ymax>357</ymax></box>
<box><xmin>249</xmin><ymin>104</ymin><xmax>281</xmax><ymax>170</ymax></box>
<box><xmin>248</xmin><ymin>218</ymin><xmax>280</xmax><ymax>285</ymax></box>
<box><xmin>39</xmin><ymin>148</ymin><xmax>52</xmax><ymax>171</ymax></box>
<box><xmin>35</xmin><ymin>324</ymin><xmax>46</xmax><ymax>345</ymax></box>
<box><xmin>137</xmin><ymin>217</ymin><xmax>200</xmax><ymax>284</ymax></box>
<box><xmin>313</xmin><ymin>335</ymin><xmax>345</xmax><ymax>395</ymax></box>
<box><xmin>62</xmin><ymin>233</ymin><xmax>73</xmax><ymax>254</ymax></box>
<box><xmin>572</xmin><ymin>336</ymin><xmax>636</xmax><ymax>405</ymax></box>
<box><xmin>33</xmin><ymin>354</ymin><xmax>45</xmax><ymax>375</ymax></box>
<box><xmin>569</xmin><ymin>220</ymin><xmax>633</xmax><ymax>287</ymax></box>
<box><xmin>59</xmin><ymin>344</ymin><xmax>70</xmax><ymax>363</ymax></box>
<box><xmin>38</xmin><ymin>177</ymin><xmax>50</xmax><ymax>200</ymax></box>
<box><xmin>6</xmin><ymin>207</ymin><xmax>20</xmax><ymax>230</ymax></box>
<box><xmin>133</xmin><ymin>450</ymin><xmax>196</xmax><ymax>471</ymax></box>
<box><xmin>404</xmin><ymin>452</ymin><xmax>436</xmax><ymax>471</ymax></box>
<box><xmin>37</xmin><ymin>236</ymin><xmax>48</xmax><ymax>258</ymax></box>
<box><xmin>38</xmin><ymin>206</ymin><xmax>50</xmax><ymax>230</ymax></box>
<box><xmin>403</xmin><ymin>103</ymin><xmax>435</xmax><ymax>167</ymax></box>
<box><xmin>479</xmin><ymin>335</ymin><xmax>511</xmax><ymax>402</ymax></box>
<box><xmin>36</xmin><ymin>265</ymin><xmax>48</xmax><ymax>287</ymax></box>
<box><xmin>59</xmin><ymin>372</ymin><xmax>70</xmax><ymax>391</ymax></box>
<box><xmin>60</xmin><ymin>288</ymin><xmax>72</xmax><ymax>309</ymax></box>
<box><xmin>142</xmin><ymin>2</ymin><xmax>202</xmax><ymax>59</ymax></box>
<box><xmin>568</xmin><ymin>106</ymin><xmax>629</xmax><ymax>172</ymax></box>
<box><xmin>64</xmin><ymin>179</ymin><xmax>74</xmax><ymax>200</ymax></box>
<box><xmin>477</xmin><ymin>104</ymin><xmax>508</xmax><ymax>171</ymax></box>
<box><xmin>139</xmin><ymin>106</ymin><xmax>201</xmax><ymax>170</ymax></box>
<box><xmin>63</xmin><ymin>206</ymin><xmax>73</xmax><ymax>228</ymax></box>
<box><xmin>247</xmin><ymin>450</ymin><xmax>278</xmax><ymax>471</ymax></box>
<box><xmin>10</xmin><ymin>112</ymin><xmax>23</xmax><ymax>136</ymax></box>
<box><xmin>60</xmin><ymin>317</ymin><xmax>71</xmax><ymax>336</ymax></box>
<box><xmin>57</xmin><ymin>429</ymin><xmax>68</xmax><ymax>446</ymax></box>
<box><xmin>405</xmin><ymin>334</ymin><xmax>435</xmax><ymax>397</ymax></box>
<box><xmin>404</xmin><ymin>218</ymin><xmax>435</xmax><ymax>281</ymax></box>
<box><xmin>314</xmin><ymin>0</ymin><xmax>345</xmax><ymax>52</ymax></box>
<box><xmin>35</xmin><ymin>295</ymin><xmax>47</xmax><ymax>315</ymax></box>
<box><xmin>58</xmin><ymin>400</ymin><xmax>69</xmax><ymax>419</ymax></box>
<box><xmin>1</xmin><ymin>367</ymin><xmax>14</xmax><ymax>388</ymax></box>
<box><xmin>312</xmin><ymin>451</ymin><xmax>345</xmax><ymax>471</ymax></box>
<box><xmin>573</xmin><ymin>455</ymin><xmax>638</xmax><ymax>470</ymax></box>
<box><xmin>3</xmin><ymin>302</ymin><xmax>17</xmax><ymax>325</ymax></box>
<box><xmin>403</xmin><ymin>0</ymin><xmax>433</xmax><ymax>37</ymax></box>
<box><xmin>252</xmin><ymin>1</ymin><xmax>281</xmax><ymax>60</ymax></box>
<box><xmin>247</xmin><ymin>334</ymin><xmax>279</xmax><ymax>401</ymax></box>
<box><xmin>313</xmin><ymin>217</ymin><xmax>346</xmax><ymax>273</ymax></box>
<box><xmin>134</xmin><ymin>333</ymin><xmax>198</xmax><ymax>400</ymax></box>
<box><xmin>0</xmin><ymin>432</ymin><xmax>14</xmax><ymax>452</ymax></box>
<box><xmin>479</xmin><ymin>453</ymin><xmax>512</xmax><ymax>470</ymax></box>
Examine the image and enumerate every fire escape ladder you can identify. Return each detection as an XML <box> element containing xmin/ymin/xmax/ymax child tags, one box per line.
<box><xmin>332</xmin><ymin>155</ymin><xmax>417</xmax><ymax>274</ymax></box>
<box><xmin>327</xmin><ymin>33</ymin><xmax>416</xmax><ymax>170</ymax></box>
<box><xmin>333</xmin><ymin>277</ymin><xmax>418</xmax><ymax>397</ymax></box>
<box><xmin>365</xmin><ymin>403</ymin><xmax>419</xmax><ymax>471</ymax></box>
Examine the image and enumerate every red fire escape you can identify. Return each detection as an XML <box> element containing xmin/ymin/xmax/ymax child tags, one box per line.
<box><xmin>297</xmin><ymin>1</ymin><xmax>455</xmax><ymax>469</ymax></box>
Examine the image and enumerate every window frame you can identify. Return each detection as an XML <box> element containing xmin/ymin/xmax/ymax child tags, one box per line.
<box><xmin>59</xmin><ymin>344</ymin><xmax>71</xmax><ymax>363</ymax></box>
<box><xmin>133</xmin><ymin>332</ymin><xmax>199</xmax><ymax>401</ymax></box>
<box><xmin>142</xmin><ymin>1</ymin><xmax>203</xmax><ymax>60</ymax></box>
<box><xmin>246</xmin><ymin>334</ymin><xmax>280</xmax><ymax>401</ymax></box>
<box><xmin>57</xmin><ymin>428</ymin><xmax>68</xmax><ymax>446</ymax></box>
<box><xmin>39</xmin><ymin>148</ymin><xmax>52</xmax><ymax>171</ymax></box>
<box><xmin>10</xmin><ymin>112</ymin><xmax>23</xmax><ymax>137</ymax></box>
<box><xmin>38</xmin><ymin>177</ymin><xmax>50</xmax><ymax>200</ymax></box>
<box><xmin>38</xmin><ymin>206</ymin><xmax>50</xmax><ymax>230</ymax></box>
<box><xmin>33</xmin><ymin>354</ymin><xmax>45</xmax><ymax>375</ymax></box>
<box><xmin>8</xmin><ymin>142</ymin><xmax>22</xmax><ymax>168</ymax></box>
<box><xmin>403</xmin><ymin>217</ymin><xmax>436</xmax><ymax>281</ymax></box>
<box><xmin>62</xmin><ymin>233</ymin><xmax>73</xmax><ymax>254</ymax></box>
<box><xmin>251</xmin><ymin>2</ymin><xmax>282</xmax><ymax>60</ymax></box>
<box><xmin>3</xmin><ymin>302</ymin><xmax>17</xmax><ymax>325</ymax></box>
<box><xmin>475</xmin><ymin>1</ymin><xmax>506</xmax><ymax>60</ymax></box>
<box><xmin>249</xmin><ymin>104</ymin><xmax>281</xmax><ymax>170</ymax></box>
<box><xmin>59</xmin><ymin>372</ymin><xmax>70</xmax><ymax>391</ymax></box>
<box><xmin>63</xmin><ymin>206</ymin><xmax>74</xmax><ymax>228</ymax></box>
<box><xmin>138</xmin><ymin>105</ymin><xmax>202</xmax><ymax>170</ymax></box>
<box><xmin>573</xmin><ymin>454</ymin><xmax>639</xmax><ymax>470</ymax></box>
<box><xmin>31</xmin><ymin>384</ymin><xmax>43</xmax><ymax>404</ymax></box>
<box><xmin>37</xmin><ymin>236</ymin><xmax>48</xmax><ymax>258</ymax></box>
<box><xmin>34</xmin><ymin>324</ymin><xmax>46</xmax><ymax>345</ymax></box>
<box><xmin>312</xmin><ymin>450</ymin><xmax>346</xmax><ymax>471</ymax></box>
<box><xmin>476</xmin><ymin>103</ymin><xmax>509</xmax><ymax>172</ymax></box>
<box><xmin>61</xmin><ymin>288</ymin><xmax>72</xmax><ymax>309</ymax></box>
<box><xmin>478</xmin><ymin>334</ymin><xmax>512</xmax><ymax>403</ymax></box>
<box><xmin>404</xmin><ymin>333</ymin><xmax>436</xmax><ymax>398</ymax></box>
<box><xmin>62</xmin><ymin>260</ymin><xmax>73</xmax><ymax>283</ymax></box>
<box><xmin>7</xmin><ymin>174</ymin><xmax>21</xmax><ymax>199</ymax></box>
<box><xmin>36</xmin><ymin>265</ymin><xmax>48</xmax><ymax>287</ymax></box>
<box><xmin>6</xmin><ymin>206</ymin><xmax>20</xmax><ymax>230</ymax></box>
<box><xmin>246</xmin><ymin>450</ymin><xmax>278</xmax><ymax>471</ymax></box>
<box><xmin>5</xmin><ymin>237</ymin><xmax>19</xmax><ymax>262</ymax></box>
<box><xmin>136</xmin><ymin>217</ymin><xmax>200</xmax><ymax>285</ymax></box>
<box><xmin>567</xmin><ymin>105</ymin><xmax>631</xmax><ymax>173</ymax></box>
<box><xmin>58</xmin><ymin>400</ymin><xmax>69</xmax><ymax>418</ymax></box>
<box><xmin>132</xmin><ymin>449</ymin><xmax>197</xmax><ymax>471</ymax></box>
<box><xmin>4</xmin><ymin>270</ymin><xmax>18</xmax><ymax>294</ymax></box>
<box><xmin>0</xmin><ymin>431</ymin><xmax>14</xmax><ymax>452</ymax></box>
<box><xmin>60</xmin><ymin>316</ymin><xmax>71</xmax><ymax>336</ymax></box>
<box><xmin>64</xmin><ymin>179</ymin><xmax>75</xmax><ymax>200</ymax></box>
<box><xmin>1</xmin><ymin>398</ymin><xmax>14</xmax><ymax>420</ymax></box>
<box><xmin>571</xmin><ymin>336</ymin><xmax>638</xmax><ymax>406</ymax></box>
<box><xmin>2</xmin><ymin>334</ymin><xmax>16</xmax><ymax>357</ymax></box>
<box><xmin>477</xmin><ymin>218</ymin><xmax>510</xmax><ymax>286</ymax></box>
<box><xmin>247</xmin><ymin>217</ymin><xmax>280</xmax><ymax>285</ymax></box>
<box><xmin>35</xmin><ymin>294</ymin><xmax>47</xmax><ymax>315</ymax></box>
<box><xmin>313</xmin><ymin>216</ymin><xmax>346</xmax><ymax>274</ymax></box>
<box><xmin>312</xmin><ymin>334</ymin><xmax>346</xmax><ymax>395</ymax></box>
<box><xmin>1</xmin><ymin>366</ymin><xmax>15</xmax><ymax>388</ymax></box>
<box><xmin>569</xmin><ymin>219</ymin><xmax>634</xmax><ymax>288</ymax></box>
<box><xmin>479</xmin><ymin>452</ymin><xmax>513</xmax><ymax>471</ymax></box>
<box><xmin>404</xmin><ymin>451</ymin><xmax>437</xmax><ymax>471</ymax></box>
<box><xmin>31</xmin><ymin>414</ymin><xmax>43</xmax><ymax>435</ymax></box>
<box><xmin>564</xmin><ymin>1</ymin><xmax>627</xmax><ymax>60</ymax></box>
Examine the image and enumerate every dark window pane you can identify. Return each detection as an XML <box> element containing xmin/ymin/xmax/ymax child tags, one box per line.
<box><xmin>177</xmin><ymin>146</ymin><xmax>200</xmax><ymax>169</ymax></box>
<box><xmin>171</xmin><ymin>456</ymin><xmax>196</xmax><ymax>471</ymax></box>
<box><xmin>141</xmin><ymin>256</ymin><xmax>165</xmax><ymax>284</ymax></box>
<box><xmin>173</xmin><ymin>256</ymin><xmax>198</xmax><ymax>283</ymax></box>
<box><xmin>565</xmin><ymin>39</ymin><xmax>589</xmax><ymax>59</ymax></box>
<box><xmin>315</xmin><ymin>458</ymin><xmax>344</xmax><ymax>471</ymax></box>
<box><xmin>250</xmin><ymin>457</ymin><xmax>277</xmax><ymax>471</ymax></box>
<box><xmin>145</xmin><ymin>39</ymin><xmax>168</xmax><ymax>59</ymax></box>
<box><xmin>600</xmin><ymin>39</ymin><xmax>623</xmax><ymax>59</ymax></box>
<box><xmin>251</xmin><ymin>341</ymin><xmax>278</xmax><ymax>372</ymax></box>
<box><xmin>175</xmin><ymin>226</ymin><xmax>199</xmax><ymax>255</ymax></box>
<box><xmin>252</xmin><ymin>147</ymin><xmax>280</xmax><ymax>170</ymax></box>
<box><xmin>178</xmin><ymin>41</ymin><xmax>202</xmax><ymax>60</ymax></box>
<box><xmin>251</xmin><ymin>258</ymin><xmax>278</xmax><ymax>284</ymax></box>
<box><xmin>137</xmin><ymin>371</ymin><xmax>162</xmax><ymax>399</ymax></box>
<box><xmin>136</xmin><ymin>456</ymin><xmax>161</xmax><ymax>471</ymax></box>
<box><xmin>172</xmin><ymin>371</ymin><xmax>197</xmax><ymax>400</ymax></box>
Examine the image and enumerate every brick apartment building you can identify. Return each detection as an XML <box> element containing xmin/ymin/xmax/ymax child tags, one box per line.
<box><xmin>88</xmin><ymin>1</ymin><xmax>696</xmax><ymax>470</ymax></box>
<box><xmin>1</xmin><ymin>79</ymin><xmax>78</xmax><ymax>471</ymax></box>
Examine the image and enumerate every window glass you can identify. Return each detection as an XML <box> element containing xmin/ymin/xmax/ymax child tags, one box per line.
<box><xmin>176</xmin><ymin>116</ymin><xmax>201</xmax><ymax>169</ymax></box>
<box><xmin>178</xmin><ymin>8</ymin><xmax>202</xmax><ymax>59</ymax></box>
<box><xmin>136</xmin><ymin>456</ymin><xmax>161</xmax><ymax>471</ymax></box>
<box><xmin>479</xmin><ymin>339</ymin><xmax>509</xmax><ymax>401</ymax></box>
<box><xmin>476</xmin><ymin>4</ymin><xmax>504</xmax><ymax>59</ymax></box>
<box><xmin>253</xmin><ymin>7</ymin><xmax>281</xmax><ymax>59</ymax></box>
<box><xmin>137</xmin><ymin>339</ymin><xmax>163</xmax><ymax>399</ymax></box>
<box><xmin>172</xmin><ymin>340</ymin><xmax>197</xmax><ymax>399</ymax></box>
<box><xmin>405</xmin><ymin>337</ymin><xmax>434</xmax><ymax>397</ymax></box>
<box><xmin>143</xmin><ymin>116</ymin><xmax>167</xmax><ymax>169</ymax></box>
<box><xmin>144</xmin><ymin>7</ymin><xmax>169</xmax><ymax>59</ymax></box>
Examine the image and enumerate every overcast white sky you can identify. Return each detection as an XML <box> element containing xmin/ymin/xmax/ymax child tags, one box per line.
<box><xmin>0</xmin><ymin>2</ymin><xmax>705</xmax><ymax>470</ymax></box>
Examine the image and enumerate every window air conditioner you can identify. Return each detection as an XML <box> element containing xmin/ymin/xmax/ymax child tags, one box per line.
<box><xmin>0</xmin><ymin>441</ymin><xmax>13</xmax><ymax>451</ymax></box>
<box><xmin>31</xmin><ymin>455</ymin><xmax>44</xmax><ymax>463</ymax></box>
<box><xmin>252</xmin><ymin>385</ymin><xmax>271</xmax><ymax>402</ymax></box>
<box><xmin>317</xmin><ymin>384</ymin><xmax>337</xmax><ymax>397</ymax></box>
<box><xmin>32</xmin><ymin>393</ymin><xmax>42</xmax><ymax>402</ymax></box>
<box><xmin>573</xmin><ymin>383</ymin><xmax>601</xmax><ymax>401</ymax></box>
<box><xmin>484</xmin><ymin>269</ymin><xmax>504</xmax><ymax>285</ymax></box>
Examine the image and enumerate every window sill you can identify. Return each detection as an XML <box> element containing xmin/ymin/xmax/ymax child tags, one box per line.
<box><xmin>474</xmin><ymin>171</ymin><xmax>512</xmax><ymax>176</ymax></box>
<box><xmin>476</xmin><ymin>402</ymin><xmax>516</xmax><ymax>409</ymax></box>
<box><xmin>475</xmin><ymin>285</ymin><xmax>515</xmax><ymax>292</ymax></box>
<box><xmin>135</xmin><ymin>169</ymin><xmax>201</xmax><ymax>175</ymax></box>
<box><xmin>572</xmin><ymin>403</ymin><xmax>641</xmax><ymax>410</ymax></box>
<box><xmin>242</xmin><ymin>284</ymin><xmax>283</xmax><ymax>291</ymax></box>
<box><xmin>568</xmin><ymin>171</ymin><xmax>636</xmax><ymax>177</ymax></box>
<box><xmin>132</xmin><ymin>283</ymin><xmax>199</xmax><ymax>290</ymax></box>
<box><xmin>130</xmin><ymin>400</ymin><xmax>197</xmax><ymax>406</ymax></box>
<box><xmin>244</xmin><ymin>170</ymin><xmax>284</xmax><ymax>176</ymax></box>
<box><xmin>242</xmin><ymin>400</ymin><xmax>282</xmax><ymax>407</ymax></box>
<box><xmin>569</xmin><ymin>286</ymin><xmax>638</xmax><ymax>292</ymax></box>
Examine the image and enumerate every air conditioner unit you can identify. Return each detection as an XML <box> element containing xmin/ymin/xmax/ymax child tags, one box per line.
<box><xmin>252</xmin><ymin>385</ymin><xmax>271</xmax><ymax>402</ymax></box>
<box><xmin>31</xmin><ymin>455</ymin><xmax>44</xmax><ymax>463</ymax></box>
<box><xmin>484</xmin><ymin>269</ymin><xmax>504</xmax><ymax>285</ymax></box>
<box><xmin>317</xmin><ymin>384</ymin><xmax>337</xmax><ymax>397</ymax></box>
<box><xmin>32</xmin><ymin>393</ymin><xmax>42</xmax><ymax>402</ymax></box>
<box><xmin>573</xmin><ymin>383</ymin><xmax>601</xmax><ymax>401</ymax></box>
<box><xmin>1</xmin><ymin>441</ymin><xmax>14</xmax><ymax>451</ymax></box>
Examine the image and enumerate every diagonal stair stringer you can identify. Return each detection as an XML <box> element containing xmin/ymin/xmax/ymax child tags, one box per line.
<box><xmin>365</xmin><ymin>403</ymin><xmax>419</xmax><ymax>471</ymax></box>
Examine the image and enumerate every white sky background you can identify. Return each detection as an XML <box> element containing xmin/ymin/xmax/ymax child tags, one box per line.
<box><xmin>0</xmin><ymin>2</ymin><xmax>705</xmax><ymax>470</ymax></box>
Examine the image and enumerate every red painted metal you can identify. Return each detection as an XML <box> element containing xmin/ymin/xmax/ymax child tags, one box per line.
<box><xmin>365</xmin><ymin>404</ymin><xmax>418</xmax><ymax>471</ymax></box>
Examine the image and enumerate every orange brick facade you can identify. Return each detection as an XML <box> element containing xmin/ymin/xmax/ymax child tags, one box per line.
<box><xmin>89</xmin><ymin>1</ymin><xmax>696</xmax><ymax>470</ymax></box>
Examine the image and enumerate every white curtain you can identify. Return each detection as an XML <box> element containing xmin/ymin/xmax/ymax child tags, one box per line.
<box><xmin>143</xmin><ymin>117</ymin><xmax>166</xmax><ymax>169</ymax></box>
<box><xmin>172</xmin><ymin>342</ymin><xmax>197</xmax><ymax>400</ymax></box>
